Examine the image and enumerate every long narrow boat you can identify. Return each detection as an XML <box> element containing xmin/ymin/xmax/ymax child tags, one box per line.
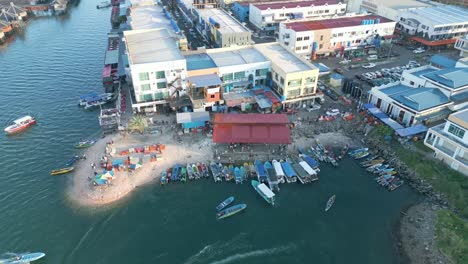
<box><xmin>354</xmin><ymin>151</ymin><xmax>370</xmax><ymax>159</ymax></box>
<box><xmin>216</xmin><ymin>196</ymin><xmax>235</xmax><ymax>211</ymax></box>
<box><xmin>281</xmin><ymin>160</ymin><xmax>297</xmax><ymax>183</ymax></box>
<box><xmin>50</xmin><ymin>167</ymin><xmax>74</xmax><ymax>176</ymax></box>
<box><xmin>325</xmin><ymin>195</ymin><xmax>336</xmax><ymax>212</ymax></box>
<box><xmin>300</xmin><ymin>154</ymin><xmax>320</xmax><ymax>171</ymax></box>
<box><xmin>1</xmin><ymin>252</ymin><xmax>46</xmax><ymax>263</ymax></box>
<box><xmin>65</xmin><ymin>155</ymin><xmax>80</xmax><ymax>167</ymax></box>
<box><xmin>289</xmin><ymin>159</ymin><xmax>308</xmax><ymax>184</ymax></box>
<box><xmin>249</xmin><ymin>162</ymin><xmax>256</xmax><ymax>178</ymax></box>
<box><xmin>216</xmin><ymin>204</ymin><xmax>247</xmax><ymax>220</ymax></box>
<box><xmin>234</xmin><ymin>167</ymin><xmax>242</xmax><ymax>184</ymax></box>
<box><xmin>239</xmin><ymin>166</ymin><xmax>246</xmax><ymax>182</ymax></box>
<box><xmin>187</xmin><ymin>164</ymin><xmax>194</xmax><ymax>180</ymax></box>
<box><xmin>201</xmin><ymin>163</ymin><xmax>209</xmax><ymax>178</ymax></box>
<box><xmin>171</xmin><ymin>165</ymin><xmax>180</xmax><ymax>181</ymax></box>
<box><xmin>298</xmin><ymin>158</ymin><xmax>318</xmax><ymax>182</ymax></box>
<box><xmin>254</xmin><ymin>160</ymin><xmax>267</xmax><ymax>183</ymax></box>
<box><xmin>348</xmin><ymin>148</ymin><xmax>368</xmax><ymax>156</ymax></box>
<box><xmin>180</xmin><ymin>167</ymin><xmax>187</xmax><ymax>182</ymax></box>
<box><xmin>210</xmin><ymin>161</ymin><xmax>221</xmax><ymax>182</ymax></box>
<box><xmin>264</xmin><ymin>161</ymin><xmax>280</xmax><ymax>192</ymax></box>
<box><xmin>160</xmin><ymin>171</ymin><xmax>168</xmax><ymax>185</ymax></box>
<box><xmin>272</xmin><ymin>160</ymin><xmax>285</xmax><ymax>184</ymax></box>
<box><xmin>251</xmin><ymin>180</ymin><xmax>275</xmax><ymax>205</ymax></box>
<box><xmin>74</xmin><ymin>139</ymin><xmax>96</xmax><ymax>149</ymax></box>
<box><xmin>192</xmin><ymin>164</ymin><xmax>200</xmax><ymax>179</ymax></box>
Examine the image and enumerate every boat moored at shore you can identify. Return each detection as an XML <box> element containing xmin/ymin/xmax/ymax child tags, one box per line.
<box><xmin>251</xmin><ymin>180</ymin><xmax>275</xmax><ymax>206</ymax></box>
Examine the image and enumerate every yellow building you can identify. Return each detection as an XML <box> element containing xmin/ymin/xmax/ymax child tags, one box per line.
<box><xmin>254</xmin><ymin>43</ymin><xmax>321</xmax><ymax>106</ymax></box>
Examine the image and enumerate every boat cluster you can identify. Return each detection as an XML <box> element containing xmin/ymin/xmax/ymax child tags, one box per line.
<box><xmin>78</xmin><ymin>92</ymin><xmax>113</xmax><ymax>110</ymax></box>
<box><xmin>49</xmin><ymin>139</ymin><xmax>97</xmax><ymax>176</ymax></box>
<box><xmin>215</xmin><ymin>196</ymin><xmax>247</xmax><ymax>220</ymax></box>
<box><xmin>301</xmin><ymin>139</ymin><xmax>348</xmax><ymax>167</ymax></box>
<box><xmin>355</xmin><ymin>149</ymin><xmax>404</xmax><ymax>191</ymax></box>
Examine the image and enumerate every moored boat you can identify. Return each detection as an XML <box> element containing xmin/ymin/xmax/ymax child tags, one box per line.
<box><xmin>74</xmin><ymin>139</ymin><xmax>97</xmax><ymax>149</ymax></box>
<box><xmin>254</xmin><ymin>160</ymin><xmax>267</xmax><ymax>183</ymax></box>
<box><xmin>216</xmin><ymin>196</ymin><xmax>235</xmax><ymax>211</ymax></box>
<box><xmin>348</xmin><ymin>148</ymin><xmax>368</xmax><ymax>156</ymax></box>
<box><xmin>4</xmin><ymin>115</ymin><xmax>36</xmax><ymax>134</ymax></box>
<box><xmin>210</xmin><ymin>161</ymin><xmax>221</xmax><ymax>182</ymax></box>
<box><xmin>239</xmin><ymin>166</ymin><xmax>246</xmax><ymax>181</ymax></box>
<box><xmin>353</xmin><ymin>151</ymin><xmax>370</xmax><ymax>159</ymax></box>
<box><xmin>65</xmin><ymin>155</ymin><xmax>80</xmax><ymax>167</ymax></box>
<box><xmin>187</xmin><ymin>164</ymin><xmax>193</xmax><ymax>180</ymax></box>
<box><xmin>0</xmin><ymin>252</ymin><xmax>46</xmax><ymax>263</ymax></box>
<box><xmin>234</xmin><ymin>167</ymin><xmax>242</xmax><ymax>184</ymax></box>
<box><xmin>96</xmin><ymin>1</ymin><xmax>111</xmax><ymax>8</ymax></box>
<box><xmin>325</xmin><ymin>195</ymin><xmax>336</xmax><ymax>212</ymax></box>
<box><xmin>82</xmin><ymin>93</ymin><xmax>114</xmax><ymax>110</ymax></box>
<box><xmin>180</xmin><ymin>167</ymin><xmax>187</xmax><ymax>182</ymax></box>
<box><xmin>160</xmin><ymin>171</ymin><xmax>168</xmax><ymax>185</ymax></box>
<box><xmin>281</xmin><ymin>160</ymin><xmax>297</xmax><ymax>183</ymax></box>
<box><xmin>192</xmin><ymin>164</ymin><xmax>200</xmax><ymax>179</ymax></box>
<box><xmin>264</xmin><ymin>161</ymin><xmax>280</xmax><ymax>192</ymax></box>
<box><xmin>216</xmin><ymin>204</ymin><xmax>247</xmax><ymax>220</ymax></box>
<box><xmin>272</xmin><ymin>160</ymin><xmax>285</xmax><ymax>184</ymax></box>
<box><xmin>251</xmin><ymin>180</ymin><xmax>275</xmax><ymax>205</ymax></box>
<box><xmin>50</xmin><ymin>167</ymin><xmax>74</xmax><ymax>176</ymax></box>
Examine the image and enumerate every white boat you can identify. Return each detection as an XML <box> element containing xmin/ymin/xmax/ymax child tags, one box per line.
<box><xmin>0</xmin><ymin>252</ymin><xmax>45</xmax><ymax>263</ymax></box>
<box><xmin>272</xmin><ymin>160</ymin><xmax>285</xmax><ymax>184</ymax></box>
<box><xmin>96</xmin><ymin>1</ymin><xmax>111</xmax><ymax>8</ymax></box>
<box><xmin>325</xmin><ymin>195</ymin><xmax>336</xmax><ymax>212</ymax></box>
<box><xmin>4</xmin><ymin>115</ymin><xmax>36</xmax><ymax>134</ymax></box>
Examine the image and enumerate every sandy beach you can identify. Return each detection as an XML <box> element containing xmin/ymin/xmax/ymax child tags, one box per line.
<box><xmin>66</xmin><ymin>132</ymin><xmax>213</xmax><ymax>206</ymax></box>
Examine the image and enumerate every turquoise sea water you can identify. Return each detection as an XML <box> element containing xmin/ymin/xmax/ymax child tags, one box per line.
<box><xmin>0</xmin><ymin>1</ymin><xmax>418</xmax><ymax>263</ymax></box>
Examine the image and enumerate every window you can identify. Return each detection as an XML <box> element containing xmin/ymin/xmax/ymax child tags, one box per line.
<box><xmin>275</xmin><ymin>72</ymin><xmax>279</xmax><ymax>81</ymax></box>
<box><xmin>157</xmin><ymin>82</ymin><xmax>167</xmax><ymax>89</ymax></box>
<box><xmin>280</xmin><ymin>77</ymin><xmax>285</xmax><ymax>86</ymax></box>
<box><xmin>305</xmin><ymin>77</ymin><xmax>315</xmax><ymax>84</ymax></box>
<box><xmin>410</xmin><ymin>81</ymin><xmax>415</xmax><ymax>86</ymax></box>
<box><xmin>140</xmin><ymin>93</ymin><xmax>153</xmax><ymax>102</ymax></box>
<box><xmin>210</xmin><ymin>94</ymin><xmax>215</xmax><ymax>99</ymax></box>
<box><xmin>295</xmin><ymin>47</ymin><xmax>301</xmax><ymax>51</ymax></box>
<box><xmin>287</xmin><ymin>88</ymin><xmax>301</xmax><ymax>97</ymax></box>
<box><xmin>325</xmin><ymin>10</ymin><xmax>329</xmax><ymax>13</ymax></box>
<box><xmin>303</xmin><ymin>46</ymin><xmax>308</xmax><ymax>50</ymax></box>
<box><xmin>139</xmin><ymin>72</ymin><xmax>149</xmax><ymax>81</ymax></box>
<box><xmin>448</xmin><ymin>124</ymin><xmax>465</xmax><ymax>139</ymax></box>
<box><xmin>304</xmin><ymin>36</ymin><xmax>310</xmax><ymax>40</ymax></box>
<box><xmin>155</xmin><ymin>71</ymin><xmax>165</xmax><ymax>79</ymax></box>
<box><xmin>288</xmin><ymin>79</ymin><xmax>301</xmax><ymax>87</ymax></box>
<box><xmin>320</xmin><ymin>35</ymin><xmax>323</xmax><ymax>41</ymax></box>
<box><xmin>234</xmin><ymin>71</ymin><xmax>245</xmax><ymax>80</ymax></box>
<box><xmin>255</xmin><ymin>68</ymin><xmax>268</xmax><ymax>76</ymax></box>
<box><xmin>296</xmin><ymin>37</ymin><xmax>303</xmax><ymax>41</ymax></box>
<box><xmin>319</xmin><ymin>44</ymin><xmax>323</xmax><ymax>49</ymax></box>
<box><xmin>223</xmin><ymin>73</ymin><xmax>234</xmax><ymax>81</ymax></box>
<box><xmin>141</xmin><ymin>84</ymin><xmax>151</xmax><ymax>91</ymax></box>
<box><xmin>154</xmin><ymin>92</ymin><xmax>164</xmax><ymax>100</ymax></box>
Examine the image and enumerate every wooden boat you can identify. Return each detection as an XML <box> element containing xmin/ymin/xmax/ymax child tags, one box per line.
<box><xmin>201</xmin><ymin>163</ymin><xmax>209</xmax><ymax>178</ymax></box>
<box><xmin>243</xmin><ymin>162</ymin><xmax>250</xmax><ymax>178</ymax></box>
<box><xmin>171</xmin><ymin>165</ymin><xmax>180</xmax><ymax>181</ymax></box>
<box><xmin>96</xmin><ymin>1</ymin><xmax>111</xmax><ymax>9</ymax></box>
<box><xmin>325</xmin><ymin>195</ymin><xmax>336</xmax><ymax>212</ymax></box>
<box><xmin>251</xmin><ymin>180</ymin><xmax>275</xmax><ymax>205</ymax></box>
<box><xmin>216</xmin><ymin>196</ymin><xmax>234</xmax><ymax>211</ymax></box>
<box><xmin>192</xmin><ymin>164</ymin><xmax>200</xmax><ymax>179</ymax></box>
<box><xmin>272</xmin><ymin>160</ymin><xmax>285</xmax><ymax>184</ymax></box>
<box><xmin>222</xmin><ymin>165</ymin><xmax>230</xmax><ymax>181</ymax></box>
<box><xmin>74</xmin><ymin>139</ymin><xmax>96</xmax><ymax>149</ymax></box>
<box><xmin>4</xmin><ymin>115</ymin><xmax>36</xmax><ymax>134</ymax></box>
<box><xmin>217</xmin><ymin>204</ymin><xmax>247</xmax><ymax>220</ymax></box>
<box><xmin>228</xmin><ymin>165</ymin><xmax>235</xmax><ymax>181</ymax></box>
<box><xmin>50</xmin><ymin>167</ymin><xmax>74</xmax><ymax>176</ymax></box>
<box><xmin>348</xmin><ymin>148</ymin><xmax>368</xmax><ymax>156</ymax></box>
<box><xmin>234</xmin><ymin>167</ymin><xmax>242</xmax><ymax>184</ymax></box>
<box><xmin>160</xmin><ymin>171</ymin><xmax>168</xmax><ymax>185</ymax></box>
<box><xmin>353</xmin><ymin>151</ymin><xmax>370</xmax><ymax>159</ymax></box>
<box><xmin>239</xmin><ymin>166</ymin><xmax>246</xmax><ymax>182</ymax></box>
<box><xmin>281</xmin><ymin>159</ymin><xmax>297</xmax><ymax>183</ymax></box>
<box><xmin>254</xmin><ymin>160</ymin><xmax>267</xmax><ymax>183</ymax></box>
<box><xmin>166</xmin><ymin>167</ymin><xmax>172</xmax><ymax>182</ymax></box>
<box><xmin>388</xmin><ymin>180</ymin><xmax>404</xmax><ymax>191</ymax></box>
<box><xmin>197</xmin><ymin>163</ymin><xmax>204</xmax><ymax>177</ymax></box>
<box><xmin>210</xmin><ymin>161</ymin><xmax>221</xmax><ymax>182</ymax></box>
<box><xmin>65</xmin><ymin>155</ymin><xmax>80</xmax><ymax>167</ymax></box>
<box><xmin>180</xmin><ymin>167</ymin><xmax>187</xmax><ymax>182</ymax></box>
<box><xmin>187</xmin><ymin>164</ymin><xmax>194</xmax><ymax>180</ymax></box>
<box><xmin>361</xmin><ymin>159</ymin><xmax>384</xmax><ymax>167</ymax></box>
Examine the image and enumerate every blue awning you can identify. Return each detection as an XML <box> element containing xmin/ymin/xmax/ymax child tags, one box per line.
<box><xmin>182</xmin><ymin>121</ymin><xmax>206</xmax><ymax>129</ymax></box>
<box><xmin>395</xmin><ymin>124</ymin><xmax>428</xmax><ymax>137</ymax></box>
<box><xmin>366</xmin><ymin>106</ymin><xmax>404</xmax><ymax>130</ymax></box>
<box><xmin>187</xmin><ymin>74</ymin><xmax>222</xmax><ymax>87</ymax></box>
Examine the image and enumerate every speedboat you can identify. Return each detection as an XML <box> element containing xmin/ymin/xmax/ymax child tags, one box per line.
<box><xmin>216</xmin><ymin>196</ymin><xmax>234</xmax><ymax>211</ymax></box>
<box><xmin>325</xmin><ymin>195</ymin><xmax>336</xmax><ymax>212</ymax></box>
<box><xmin>4</xmin><ymin>116</ymin><xmax>36</xmax><ymax>134</ymax></box>
<box><xmin>0</xmin><ymin>252</ymin><xmax>46</xmax><ymax>263</ymax></box>
<box><xmin>96</xmin><ymin>1</ymin><xmax>111</xmax><ymax>9</ymax></box>
<box><xmin>50</xmin><ymin>167</ymin><xmax>74</xmax><ymax>176</ymax></box>
<box><xmin>216</xmin><ymin>204</ymin><xmax>247</xmax><ymax>220</ymax></box>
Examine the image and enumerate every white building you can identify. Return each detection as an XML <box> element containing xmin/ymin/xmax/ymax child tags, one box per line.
<box><xmin>455</xmin><ymin>35</ymin><xmax>468</xmax><ymax>57</ymax></box>
<box><xmin>124</xmin><ymin>29</ymin><xmax>188</xmax><ymax>113</ymax></box>
<box><xmin>249</xmin><ymin>0</ymin><xmax>347</xmax><ymax>34</ymax></box>
<box><xmin>346</xmin><ymin>0</ymin><xmax>435</xmax><ymax>21</ymax></box>
<box><xmin>396</xmin><ymin>5</ymin><xmax>468</xmax><ymax>42</ymax></box>
<box><xmin>424</xmin><ymin>109</ymin><xmax>468</xmax><ymax>176</ymax></box>
<box><xmin>278</xmin><ymin>14</ymin><xmax>395</xmax><ymax>56</ymax></box>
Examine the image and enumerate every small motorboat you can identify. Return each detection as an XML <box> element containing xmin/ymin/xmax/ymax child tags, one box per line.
<box><xmin>65</xmin><ymin>155</ymin><xmax>80</xmax><ymax>167</ymax></box>
<box><xmin>50</xmin><ymin>167</ymin><xmax>74</xmax><ymax>176</ymax></box>
<box><xmin>216</xmin><ymin>204</ymin><xmax>247</xmax><ymax>220</ymax></box>
<box><xmin>216</xmin><ymin>196</ymin><xmax>234</xmax><ymax>211</ymax></box>
<box><xmin>160</xmin><ymin>171</ymin><xmax>167</xmax><ymax>185</ymax></box>
<box><xmin>325</xmin><ymin>195</ymin><xmax>336</xmax><ymax>212</ymax></box>
<box><xmin>96</xmin><ymin>1</ymin><xmax>111</xmax><ymax>9</ymax></box>
<box><xmin>74</xmin><ymin>139</ymin><xmax>96</xmax><ymax>149</ymax></box>
<box><xmin>187</xmin><ymin>164</ymin><xmax>193</xmax><ymax>180</ymax></box>
<box><xmin>4</xmin><ymin>115</ymin><xmax>36</xmax><ymax>134</ymax></box>
<box><xmin>0</xmin><ymin>252</ymin><xmax>46</xmax><ymax>263</ymax></box>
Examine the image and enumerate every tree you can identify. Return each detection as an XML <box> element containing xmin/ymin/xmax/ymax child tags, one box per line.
<box><xmin>128</xmin><ymin>115</ymin><xmax>148</xmax><ymax>134</ymax></box>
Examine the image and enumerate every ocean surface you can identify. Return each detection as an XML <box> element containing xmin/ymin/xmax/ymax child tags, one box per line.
<box><xmin>0</xmin><ymin>1</ymin><xmax>419</xmax><ymax>263</ymax></box>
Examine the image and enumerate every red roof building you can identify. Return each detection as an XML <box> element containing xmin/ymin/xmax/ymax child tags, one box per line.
<box><xmin>213</xmin><ymin>114</ymin><xmax>291</xmax><ymax>144</ymax></box>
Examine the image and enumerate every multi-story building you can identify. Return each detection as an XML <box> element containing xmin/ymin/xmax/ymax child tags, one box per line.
<box><xmin>254</xmin><ymin>42</ymin><xmax>320</xmax><ymax>105</ymax></box>
<box><xmin>455</xmin><ymin>34</ymin><xmax>468</xmax><ymax>57</ymax></box>
<box><xmin>124</xmin><ymin>28</ymin><xmax>188</xmax><ymax>113</ymax></box>
<box><xmin>249</xmin><ymin>0</ymin><xmax>347</xmax><ymax>35</ymax></box>
<box><xmin>346</xmin><ymin>0</ymin><xmax>435</xmax><ymax>21</ymax></box>
<box><xmin>196</xmin><ymin>8</ymin><xmax>252</xmax><ymax>48</ymax></box>
<box><xmin>424</xmin><ymin>109</ymin><xmax>468</xmax><ymax>176</ymax></box>
<box><xmin>278</xmin><ymin>14</ymin><xmax>396</xmax><ymax>57</ymax></box>
<box><xmin>396</xmin><ymin>5</ymin><xmax>468</xmax><ymax>46</ymax></box>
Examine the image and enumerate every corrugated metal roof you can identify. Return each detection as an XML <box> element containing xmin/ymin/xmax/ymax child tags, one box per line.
<box><xmin>176</xmin><ymin>111</ymin><xmax>210</xmax><ymax>124</ymax></box>
<box><xmin>285</xmin><ymin>15</ymin><xmax>394</xmax><ymax>32</ymax></box>
<box><xmin>430</xmin><ymin>55</ymin><xmax>457</xmax><ymax>69</ymax></box>
<box><xmin>187</xmin><ymin>74</ymin><xmax>222</xmax><ymax>87</ymax></box>
<box><xmin>253</xmin><ymin>0</ymin><xmax>340</xmax><ymax>10</ymax></box>
<box><xmin>104</xmin><ymin>50</ymin><xmax>119</xmax><ymax>65</ymax></box>
<box><xmin>186</xmin><ymin>54</ymin><xmax>217</xmax><ymax>71</ymax></box>
<box><xmin>423</xmin><ymin>68</ymin><xmax>468</xmax><ymax>90</ymax></box>
<box><xmin>390</xmin><ymin>88</ymin><xmax>450</xmax><ymax>111</ymax></box>
<box><xmin>214</xmin><ymin>114</ymin><xmax>289</xmax><ymax>124</ymax></box>
<box><xmin>213</xmin><ymin>123</ymin><xmax>291</xmax><ymax>144</ymax></box>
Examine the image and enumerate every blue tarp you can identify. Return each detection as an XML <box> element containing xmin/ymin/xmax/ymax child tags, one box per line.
<box><xmin>365</xmin><ymin>105</ymin><xmax>404</xmax><ymax>130</ymax></box>
<box><xmin>281</xmin><ymin>162</ymin><xmax>297</xmax><ymax>177</ymax></box>
<box><xmin>395</xmin><ymin>124</ymin><xmax>428</xmax><ymax>137</ymax></box>
<box><xmin>255</xmin><ymin>160</ymin><xmax>266</xmax><ymax>177</ymax></box>
<box><xmin>302</xmin><ymin>155</ymin><xmax>319</xmax><ymax>168</ymax></box>
<box><xmin>112</xmin><ymin>159</ymin><xmax>123</xmax><ymax>166</ymax></box>
<box><xmin>182</xmin><ymin>121</ymin><xmax>206</xmax><ymax>129</ymax></box>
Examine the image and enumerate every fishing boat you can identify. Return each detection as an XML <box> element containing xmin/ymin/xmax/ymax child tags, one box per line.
<box><xmin>289</xmin><ymin>158</ymin><xmax>308</xmax><ymax>184</ymax></box>
<box><xmin>243</xmin><ymin>162</ymin><xmax>250</xmax><ymax>178</ymax></box>
<box><xmin>239</xmin><ymin>166</ymin><xmax>246</xmax><ymax>182</ymax></box>
<box><xmin>298</xmin><ymin>158</ymin><xmax>318</xmax><ymax>182</ymax></box>
<box><xmin>192</xmin><ymin>164</ymin><xmax>200</xmax><ymax>179</ymax></box>
<box><xmin>234</xmin><ymin>167</ymin><xmax>242</xmax><ymax>184</ymax></box>
<box><xmin>300</xmin><ymin>154</ymin><xmax>320</xmax><ymax>171</ymax></box>
<box><xmin>254</xmin><ymin>160</ymin><xmax>267</xmax><ymax>183</ymax></box>
<box><xmin>325</xmin><ymin>195</ymin><xmax>336</xmax><ymax>212</ymax></box>
<box><xmin>361</xmin><ymin>159</ymin><xmax>384</xmax><ymax>167</ymax></box>
<box><xmin>281</xmin><ymin>160</ymin><xmax>297</xmax><ymax>183</ymax></box>
<box><xmin>187</xmin><ymin>164</ymin><xmax>194</xmax><ymax>180</ymax></box>
<box><xmin>4</xmin><ymin>115</ymin><xmax>36</xmax><ymax>134</ymax></box>
<box><xmin>216</xmin><ymin>196</ymin><xmax>235</xmax><ymax>211</ymax></box>
<box><xmin>228</xmin><ymin>165</ymin><xmax>235</xmax><ymax>181</ymax></box>
<box><xmin>160</xmin><ymin>171</ymin><xmax>168</xmax><ymax>185</ymax></box>
<box><xmin>249</xmin><ymin>162</ymin><xmax>256</xmax><ymax>178</ymax></box>
<box><xmin>353</xmin><ymin>151</ymin><xmax>370</xmax><ymax>159</ymax></box>
<box><xmin>0</xmin><ymin>252</ymin><xmax>46</xmax><ymax>263</ymax></box>
<box><xmin>272</xmin><ymin>160</ymin><xmax>285</xmax><ymax>184</ymax></box>
<box><xmin>216</xmin><ymin>204</ymin><xmax>247</xmax><ymax>220</ymax></box>
<box><xmin>264</xmin><ymin>161</ymin><xmax>280</xmax><ymax>192</ymax></box>
<box><xmin>251</xmin><ymin>180</ymin><xmax>275</xmax><ymax>205</ymax></box>
<box><xmin>348</xmin><ymin>148</ymin><xmax>368</xmax><ymax>156</ymax></box>
<box><xmin>65</xmin><ymin>155</ymin><xmax>80</xmax><ymax>167</ymax></box>
<box><xmin>201</xmin><ymin>163</ymin><xmax>209</xmax><ymax>178</ymax></box>
<box><xmin>388</xmin><ymin>180</ymin><xmax>404</xmax><ymax>191</ymax></box>
<box><xmin>180</xmin><ymin>167</ymin><xmax>187</xmax><ymax>182</ymax></box>
<box><xmin>82</xmin><ymin>93</ymin><xmax>114</xmax><ymax>110</ymax></box>
<box><xmin>222</xmin><ymin>165</ymin><xmax>230</xmax><ymax>181</ymax></box>
<box><xmin>171</xmin><ymin>165</ymin><xmax>181</xmax><ymax>181</ymax></box>
<box><xmin>197</xmin><ymin>163</ymin><xmax>204</xmax><ymax>177</ymax></box>
<box><xmin>210</xmin><ymin>162</ymin><xmax>221</xmax><ymax>182</ymax></box>
<box><xmin>50</xmin><ymin>167</ymin><xmax>74</xmax><ymax>176</ymax></box>
<box><xmin>74</xmin><ymin>139</ymin><xmax>96</xmax><ymax>149</ymax></box>
<box><xmin>78</xmin><ymin>92</ymin><xmax>98</xmax><ymax>106</ymax></box>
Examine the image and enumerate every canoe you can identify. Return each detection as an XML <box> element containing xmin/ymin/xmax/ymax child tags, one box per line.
<box><xmin>216</xmin><ymin>196</ymin><xmax>235</xmax><ymax>211</ymax></box>
<box><xmin>50</xmin><ymin>167</ymin><xmax>74</xmax><ymax>175</ymax></box>
<box><xmin>325</xmin><ymin>195</ymin><xmax>336</xmax><ymax>212</ymax></box>
<box><xmin>216</xmin><ymin>204</ymin><xmax>247</xmax><ymax>220</ymax></box>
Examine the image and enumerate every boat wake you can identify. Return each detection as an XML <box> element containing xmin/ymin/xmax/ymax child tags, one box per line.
<box><xmin>208</xmin><ymin>243</ymin><xmax>297</xmax><ymax>264</ymax></box>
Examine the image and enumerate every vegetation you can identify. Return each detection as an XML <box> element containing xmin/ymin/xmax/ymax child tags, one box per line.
<box><xmin>128</xmin><ymin>115</ymin><xmax>148</xmax><ymax>134</ymax></box>
<box><xmin>435</xmin><ymin>210</ymin><xmax>468</xmax><ymax>263</ymax></box>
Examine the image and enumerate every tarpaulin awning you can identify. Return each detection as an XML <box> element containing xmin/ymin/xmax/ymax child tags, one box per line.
<box><xmin>105</xmin><ymin>50</ymin><xmax>119</xmax><ymax>65</ymax></box>
<box><xmin>410</xmin><ymin>37</ymin><xmax>456</xmax><ymax>46</ymax></box>
<box><xmin>395</xmin><ymin>124</ymin><xmax>428</xmax><ymax>137</ymax></box>
<box><xmin>255</xmin><ymin>94</ymin><xmax>272</xmax><ymax>109</ymax></box>
<box><xmin>265</xmin><ymin>91</ymin><xmax>281</xmax><ymax>104</ymax></box>
<box><xmin>187</xmin><ymin>74</ymin><xmax>222</xmax><ymax>87</ymax></box>
<box><xmin>176</xmin><ymin>111</ymin><xmax>210</xmax><ymax>124</ymax></box>
<box><xmin>364</xmin><ymin>104</ymin><xmax>404</xmax><ymax>130</ymax></box>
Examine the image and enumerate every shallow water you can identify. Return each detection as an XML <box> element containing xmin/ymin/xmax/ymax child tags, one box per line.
<box><xmin>0</xmin><ymin>1</ymin><xmax>418</xmax><ymax>263</ymax></box>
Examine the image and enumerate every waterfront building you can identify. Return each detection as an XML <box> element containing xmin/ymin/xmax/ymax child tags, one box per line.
<box><xmin>124</xmin><ymin>28</ymin><xmax>187</xmax><ymax>113</ymax></box>
<box><xmin>455</xmin><ymin>34</ymin><xmax>468</xmax><ymax>57</ymax></box>
<box><xmin>196</xmin><ymin>7</ymin><xmax>251</xmax><ymax>48</ymax></box>
<box><xmin>254</xmin><ymin>42</ymin><xmax>320</xmax><ymax>105</ymax></box>
<box><xmin>346</xmin><ymin>0</ymin><xmax>435</xmax><ymax>21</ymax></box>
<box><xmin>278</xmin><ymin>14</ymin><xmax>396</xmax><ymax>57</ymax></box>
<box><xmin>396</xmin><ymin>5</ymin><xmax>468</xmax><ymax>47</ymax></box>
<box><xmin>424</xmin><ymin>109</ymin><xmax>468</xmax><ymax>176</ymax></box>
<box><xmin>248</xmin><ymin>0</ymin><xmax>347</xmax><ymax>35</ymax></box>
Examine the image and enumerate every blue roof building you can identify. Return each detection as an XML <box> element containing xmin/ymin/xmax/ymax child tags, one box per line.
<box><xmin>389</xmin><ymin>88</ymin><xmax>450</xmax><ymax>112</ymax></box>
<box><xmin>422</xmin><ymin>68</ymin><xmax>468</xmax><ymax>91</ymax></box>
<box><xmin>232</xmin><ymin>2</ymin><xmax>250</xmax><ymax>23</ymax></box>
<box><xmin>430</xmin><ymin>55</ymin><xmax>457</xmax><ymax>69</ymax></box>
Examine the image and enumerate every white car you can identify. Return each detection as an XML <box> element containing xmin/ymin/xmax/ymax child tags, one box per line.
<box><xmin>339</xmin><ymin>59</ymin><xmax>351</xmax><ymax>65</ymax></box>
<box><xmin>326</xmin><ymin>109</ymin><xmax>341</xmax><ymax>116</ymax></box>
<box><xmin>413</xmin><ymin>48</ymin><xmax>425</xmax><ymax>54</ymax></box>
<box><xmin>362</xmin><ymin>63</ymin><xmax>376</xmax><ymax>69</ymax></box>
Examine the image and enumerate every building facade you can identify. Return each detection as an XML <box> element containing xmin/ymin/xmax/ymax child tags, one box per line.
<box><xmin>424</xmin><ymin>109</ymin><xmax>468</xmax><ymax>177</ymax></box>
<box><xmin>455</xmin><ymin>35</ymin><xmax>468</xmax><ymax>57</ymax></box>
<box><xmin>278</xmin><ymin>15</ymin><xmax>396</xmax><ymax>56</ymax></box>
<box><xmin>249</xmin><ymin>0</ymin><xmax>347</xmax><ymax>34</ymax></box>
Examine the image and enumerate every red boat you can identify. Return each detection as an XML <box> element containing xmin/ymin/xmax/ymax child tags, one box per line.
<box><xmin>4</xmin><ymin>115</ymin><xmax>36</xmax><ymax>134</ymax></box>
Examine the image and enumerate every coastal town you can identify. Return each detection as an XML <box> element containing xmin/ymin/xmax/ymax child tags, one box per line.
<box><xmin>1</xmin><ymin>0</ymin><xmax>468</xmax><ymax>263</ymax></box>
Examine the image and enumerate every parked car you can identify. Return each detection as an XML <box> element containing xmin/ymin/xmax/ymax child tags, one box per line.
<box><xmin>406</xmin><ymin>46</ymin><xmax>416</xmax><ymax>50</ymax></box>
<box><xmin>326</xmin><ymin>109</ymin><xmax>341</xmax><ymax>116</ymax></box>
<box><xmin>413</xmin><ymin>48</ymin><xmax>425</xmax><ymax>54</ymax></box>
<box><xmin>334</xmin><ymin>68</ymin><xmax>344</xmax><ymax>74</ymax></box>
<box><xmin>368</xmin><ymin>55</ymin><xmax>378</xmax><ymax>60</ymax></box>
<box><xmin>307</xmin><ymin>104</ymin><xmax>322</xmax><ymax>112</ymax></box>
<box><xmin>362</xmin><ymin>63</ymin><xmax>376</xmax><ymax>69</ymax></box>
<box><xmin>339</xmin><ymin>59</ymin><xmax>351</xmax><ymax>65</ymax></box>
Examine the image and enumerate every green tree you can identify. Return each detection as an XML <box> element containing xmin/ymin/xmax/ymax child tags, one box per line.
<box><xmin>128</xmin><ymin>115</ymin><xmax>148</xmax><ymax>134</ymax></box>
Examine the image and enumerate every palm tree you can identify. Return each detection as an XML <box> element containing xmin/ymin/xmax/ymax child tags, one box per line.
<box><xmin>128</xmin><ymin>115</ymin><xmax>148</xmax><ymax>134</ymax></box>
